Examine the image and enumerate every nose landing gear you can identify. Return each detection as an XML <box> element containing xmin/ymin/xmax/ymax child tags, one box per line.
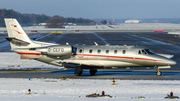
<box><xmin>156</xmin><ymin>70</ymin><xmax>162</xmax><ymax>76</ymax></box>
<box><xmin>155</xmin><ymin>67</ymin><xmax>162</xmax><ymax>76</ymax></box>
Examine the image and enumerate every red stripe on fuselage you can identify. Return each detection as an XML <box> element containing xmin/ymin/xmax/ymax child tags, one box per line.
<box><xmin>17</xmin><ymin>52</ymin><xmax>42</xmax><ymax>55</ymax></box>
<box><xmin>16</xmin><ymin>52</ymin><xmax>167</xmax><ymax>62</ymax></box>
<box><xmin>74</xmin><ymin>54</ymin><xmax>167</xmax><ymax>62</ymax></box>
<box><xmin>83</xmin><ymin>54</ymin><xmax>134</xmax><ymax>59</ymax></box>
<box><xmin>135</xmin><ymin>57</ymin><xmax>166</xmax><ymax>62</ymax></box>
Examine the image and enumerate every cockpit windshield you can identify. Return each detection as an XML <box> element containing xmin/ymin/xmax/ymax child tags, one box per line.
<box><xmin>144</xmin><ymin>49</ymin><xmax>154</xmax><ymax>54</ymax></box>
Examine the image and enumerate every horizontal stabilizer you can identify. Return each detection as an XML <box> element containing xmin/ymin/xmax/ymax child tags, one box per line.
<box><xmin>6</xmin><ymin>37</ymin><xmax>30</xmax><ymax>44</ymax></box>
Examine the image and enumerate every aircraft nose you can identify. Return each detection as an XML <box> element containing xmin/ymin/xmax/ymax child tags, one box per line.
<box><xmin>168</xmin><ymin>60</ymin><xmax>177</xmax><ymax>66</ymax></box>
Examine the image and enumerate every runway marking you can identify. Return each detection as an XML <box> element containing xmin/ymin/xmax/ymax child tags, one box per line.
<box><xmin>52</xmin><ymin>33</ymin><xmax>66</xmax><ymax>43</ymax></box>
<box><xmin>35</xmin><ymin>33</ymin><xmax>66</xmax><ymax>43</ymax></box>
<box><xmin>93</xmin><ymin>33</ymin><xmax>110</xmax><ymax>45</ymax></box>
<box><xmin>35</xmin><ymin>33</ymin><xmax>53</xmax><ymax>41</ymax></box>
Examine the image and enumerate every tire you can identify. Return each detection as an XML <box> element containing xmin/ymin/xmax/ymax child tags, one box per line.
<box><xmin>89</xmin><ymin>70</ymin><xmax>97</xmax><ymax>75</ymax></box>
<box><xmin>157</xmin><ymin>71</ymin><xmax>162</xmax><ymax>76</ymax></box>
<box><xmin>75</xmin><ymin>72</ymin><xmax>81</xmax><ymax>76</ymax></box>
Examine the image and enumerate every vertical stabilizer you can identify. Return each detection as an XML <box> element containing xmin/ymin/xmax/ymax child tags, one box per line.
<box><xmin>4</xmin><ymin>18</ymin><xmax>33</xmax><ymax>49</ymax></box>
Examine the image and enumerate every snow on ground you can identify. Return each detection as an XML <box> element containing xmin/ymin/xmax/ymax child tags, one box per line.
<box><xmin>0</xmin><ymin>78</ymin><xmax>180</xmax><ymax>101</ymax></box>
<box><xmin>0</xmin><ymin>52</ymin><xmax>49</xmax><ymax>67</ymax></box>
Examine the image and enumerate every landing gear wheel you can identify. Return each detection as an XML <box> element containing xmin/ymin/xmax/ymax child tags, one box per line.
<box><xmin>74</xmin><ymin>65</ymin><xmax>83</xmax><ymax>76</ymax></box>
<box><xmin>156</xmin><ymin>71</ymin><xmax>162</xmax><ymax>76</ymax></box>
<box><xmin>75</xmin><ymin>70</ymin><xmax>83</xmax><ymax>76</ymax></box>
<box><xmin>89</xmin><ymin>70</ymin><xmax>97</xmax><ymax>75</ymax></box>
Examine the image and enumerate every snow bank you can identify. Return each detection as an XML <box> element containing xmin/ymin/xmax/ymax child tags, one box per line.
<box><xmin>0</xmin><ymin>52</ymin><xmax>48</xmax><ymax>67</ymax></box>
<box><xmin>0</xmin><ymin>78</ymin><xmax>179</xmax><ymax>101</ymax></box>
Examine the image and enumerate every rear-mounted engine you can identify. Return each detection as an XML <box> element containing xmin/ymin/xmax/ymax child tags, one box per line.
<box><xmin>40</xmin><ymin>45</ymin><xmax>72</xmax><ymax>57</ymax></box>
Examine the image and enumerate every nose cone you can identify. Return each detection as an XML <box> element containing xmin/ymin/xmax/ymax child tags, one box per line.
<box><xmin>168</xmin><ymin>60</ymin><xmax>177</xmax><ymax>66</ymax></box>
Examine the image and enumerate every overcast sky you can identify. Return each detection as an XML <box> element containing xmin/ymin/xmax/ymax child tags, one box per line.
<box><xmin>1</xmin><ymin>0</ymin><xmax>180</xmax><ymax>19</ymax></box>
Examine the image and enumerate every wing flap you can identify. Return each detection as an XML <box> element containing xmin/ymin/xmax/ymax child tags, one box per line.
<box><xmin>61</xmin><ymin>62</ymin><xmax>104</xmax><ymax>69</ymax></box>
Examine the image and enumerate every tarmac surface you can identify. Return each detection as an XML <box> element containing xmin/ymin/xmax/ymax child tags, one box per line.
<box><xmin>0</xmin><ymin>31</ymin><xmax>180</xmax><ymax>79</ymax></box>
<box><xmin>0</xmin><ymin>68</ymin><xmax>180</xmax><ymax>80</ymax></box>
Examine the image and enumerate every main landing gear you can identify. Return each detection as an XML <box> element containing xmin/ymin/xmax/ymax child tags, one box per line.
<box><xmin>89</xmin><ymin>69</ymin><xmax>97</xmax><ymax>75</ymax></box>
<box><xmin>74</xmin><ymin>65</ymin><xmax>83</xmax><ymax>76</ymax></box>
<box><xmin>74</xmin><ymin>65</ymin><xmax>98</xmax><ymax>76</ymax></box>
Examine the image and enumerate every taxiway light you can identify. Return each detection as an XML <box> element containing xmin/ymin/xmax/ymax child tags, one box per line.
<box><xmin>112</xmin><ymin>81</ymin><xmax>115</xmax><ymax>85</ymax></box>
<box><xmin>102</xmin><ymin>91</ymin><xmax>105</xmax><ymax>96</ymax></box>
<box><xmin>112</xmin><ymin>78</ymin><xmax>115</xmax><ymax>85</ymax></box>
<box><xmin>28</xmin><ymin>89</ymin><xmax>31</xmax><ymax>94</ymax></box>
<box><xmin>29</xmin><ymin>75</ymin><xmax>30</xmax><ymax>81</ymax></box>
<box><xmin>112</xmin><ymin>78</ymin><xmax>115</xmax><ymax>82</ymax></box>
<box><xmin>170</xmin><ymin>92</ymin><xmax>173</xmax><ymax>96</ymax></box>
<box><xmin>62</xmin><ymin>77</ymin><xmax>65</xmax><ymax>80</ymax></box>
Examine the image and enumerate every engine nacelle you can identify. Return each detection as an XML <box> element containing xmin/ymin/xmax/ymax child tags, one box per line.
<box><xmin>40</xmin><ymin>45</ymin><xmax>72</xmax><ymax>57</ymax></box>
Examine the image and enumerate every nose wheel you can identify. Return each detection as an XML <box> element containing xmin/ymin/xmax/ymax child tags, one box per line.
<box><xmin>155</xmin><ymin>67</ymin><xmax>162</xmax><ymax>76</ymax></box>
<box><xmin>156</xmin><ymin>70</ymin><xmax>162</xmax><ymax>76</ymax></box>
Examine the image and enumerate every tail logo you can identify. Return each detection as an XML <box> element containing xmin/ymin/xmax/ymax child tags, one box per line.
<box><xmin>14</xmin><ymin>30</ymin><xmax>23</xmax><ymax>34</ymax></box>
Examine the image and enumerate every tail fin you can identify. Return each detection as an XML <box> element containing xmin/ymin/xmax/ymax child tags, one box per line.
<box><xmin>4</xmin><ymin>18</ymin><xmax>33</xmax><ymax>49</ymax></box>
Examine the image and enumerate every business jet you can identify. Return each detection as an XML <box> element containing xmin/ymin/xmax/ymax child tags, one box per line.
<box><xmin>4</xmin><ymin>18</ymin><xmax>176</xmax><ymax>76</ymax></box>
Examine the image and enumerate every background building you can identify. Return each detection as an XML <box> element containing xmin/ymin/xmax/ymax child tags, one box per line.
<box><xmin>125</xmin><ymin>19</ymin><xmax>141</xmax><ymax>23</ymax></box>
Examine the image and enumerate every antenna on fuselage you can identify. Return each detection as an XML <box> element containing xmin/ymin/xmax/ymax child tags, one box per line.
<box><xmin>94</xmin><ymin>42</ymin><xmax>98</xmax><ymax>46</ymax></box>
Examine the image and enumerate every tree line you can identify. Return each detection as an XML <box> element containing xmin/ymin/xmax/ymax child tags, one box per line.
<box><xmin>46</xmin><ymin>15</ymin><xmax>96</xmax><ymax>28</ymax></box>
<box><xmin>0</xmin><ymin>9</ymin><xmax>50</xmax><ymax>27</ymax></box>
<box><xmin>0</xmin><ymin>9</ymin><xmax>96</xmax><ymax>27</ymax></box>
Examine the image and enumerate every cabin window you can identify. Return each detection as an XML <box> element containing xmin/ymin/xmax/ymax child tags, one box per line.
<box><xmin>89</xmin><ymin>49</ymin><xmax>92</xmax><ymax>53</ymax></box>
<box><xmin>114</xmin><ymin>50</ymin><xmax>117</xmax><ymax>54</ymax></box>
<box><xmin>106</xmin><ymin>50</ymin><xmax>109</xmax><ymax>54</ymax></box>
<box><xmin>122</xmin><ymin>50</ymin><xmax>126</xmax><ymax>54</ymax></box>
<box><xmin>138</xmin><ymin>50</ymin><xmax>141</xmax><ymax>54</ymax></box>
<box><xmin>142</xmin><ymin>50</ymin><xmax>147</xmax><ymax>54</ymax></box>
<box><xmin>97</xmin><ymin>50</ymin><xmax>101</xmax><ymax>54</ymax></box>
<box><xmin>79</xmin><ymin>49</ymin><xmax>82</xmax><ymax>53</ymax></box>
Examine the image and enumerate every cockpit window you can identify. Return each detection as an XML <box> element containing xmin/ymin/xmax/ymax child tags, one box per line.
<box><xmin>144</xmin><ymin>49</ymin><xmax>154</xmax><ymax>54</ymax></box>
<box><xmin>138</xmin><ymin>50</ymin><xmax>141</xmax><ymax>54</ymax></box>
<box><xmin>29</xmin><ymin>48</ymin><xmax>36</xmax><ymax>50</ymax></box>
<box><xmin>142</xmin><ymin>50</ymin><xmax>147</xmax><ymax>54</ymax></box>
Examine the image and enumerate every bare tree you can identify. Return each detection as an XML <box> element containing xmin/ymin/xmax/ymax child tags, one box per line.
<box><xmin>45</xmin><ymin>15</ymin><xmax>65</xmax><ymax>28</ymax></box>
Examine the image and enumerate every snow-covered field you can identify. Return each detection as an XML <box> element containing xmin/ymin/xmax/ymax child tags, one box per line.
<box><xmin>0</xmin><ymin>52</ymin><xmax>49</xmax><ymax>67</ymax></box>
<box><xmin>0</xmin><ymin>78</ymin><xmax>180</xmax><ymax>101</ymax></box>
